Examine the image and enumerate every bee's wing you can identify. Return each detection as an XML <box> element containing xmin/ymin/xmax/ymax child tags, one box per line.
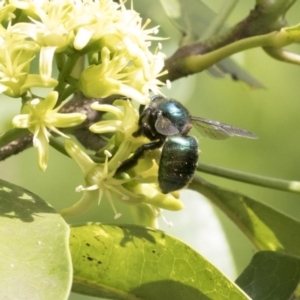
<box><xmin>191</xmin><ymin>116</ymin><xmax>258</xmax><ymax>140</ymax></box>
<box><xmin>155</xmin><ymin>112</ymin><xmax>180</xmax><ymax>135</ymax></box>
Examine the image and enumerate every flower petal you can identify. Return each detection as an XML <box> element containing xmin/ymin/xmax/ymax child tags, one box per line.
<box><xmin>47</xmin><ymin>125</ymin><xmax>69</xmax><ymax>139</ymax></box>
<box><xmin>34</xmin><ymin>126</ymin><xmax>49</xmax><ymax>172</ymax></box>
<box><xmin>91</xmin><ymin>102</ymin><xmax>124</xmax><ymax>119</ymax></box>
<box><xmin>89</xmin><ymin>120</ymin><xmax>123</xmax><ymax>134</ymax></box>
<box><xmin>64</xmin><ymin>140</ymin><xmax>95</xmax><ymax>175</ymax></box>
<box><xmin>0</xmin><ymin>84</ymin><xmax>8</xmax><ymax>94</ymax></box>
<box><xmin>74</xmin><ymin>27</ymin><xmax>94</xmax><ymax>50</ymax></box>
<box><xmin>39</xmin><ymin>46</ymin><xmax>57</xmax><ymax>81</ymax></box>
<box><xmin>117</xmin><ymin>83</ymin><xmax>149</xmax><ymax>105</ymax></box>
<box><xmin>12</xmin><ymin>114</ymin><xmax>31</xmax><ymax>128</ymax></box>
<box><xmin>60</xmin><ymin>189</ymin><xmax>99</xmax><ymax>217</ymax></box>
<box><xmin>50</xmin><ymin>112</ymin><xmax>87</xmax><ymax>128</ymax></box>
<box><xmin>22</xmin><ymin>74</ymin><xmax>58</xmax><ymax>90</ymax></box>
<box><xmin>38</xmin><ymin>91</ymin><xmax>58</xmax><ymax>111</ymax></box>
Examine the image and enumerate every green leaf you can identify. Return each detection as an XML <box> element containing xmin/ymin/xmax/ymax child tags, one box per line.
<box><xmin>159</xmin><ymin>0</ymin><xmax>265</xmax><ymax>88</ymax></box>
<box><xmin>159</xmin><ymin>0</ymin><xmax>214</xmax><ymax>43</ymax></box>
<box><xmin>236</xmin><ymin>251</ymin><xmax>300</xmax><ymax>300</ymax></box>
<box><xmin>190</xmin><ymin>177</ymin><xmax>300</xmax><ymax>256</ymax></box>
<box><xmin>212</xmin><ymin>60</ymin><xmax>265</xmax><ymax>89</ymax></box>
<box><xmin>70</xmin><ymin>223</ymin><xmax>250</xmax><ymax>300</ymax></box>
<box><xmin>0</xmin><ymin>179</ymin><xmax>72</xmax><ymax>300</ymax></box>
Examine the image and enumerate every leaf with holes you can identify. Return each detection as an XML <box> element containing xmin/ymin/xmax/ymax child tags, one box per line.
<box><xmin>70</xmin><ymin>223</ymin><xmax>250</xmax><ymax>300</ymax></box>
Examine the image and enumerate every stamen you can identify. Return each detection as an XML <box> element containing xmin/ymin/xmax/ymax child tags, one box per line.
<box><xmin>41</xmin><ymin>126</ymin><xmax>50</xmax><ymax>143</ymax></box>
<box><xmin>75</xmin><ymin>185</ymin><xmax>84</xmax><ymax>192</ymax></box>
<box><xmin>98</xmin><ymin>189</ymin><xmax>103</xmax><ymax>206</ymax></box>
<box><xmin>141</xmin><ymin>18</ymin><xmax>151</xmax><ymax>30</ymax></box>
<box><xmin>103</xmin><ymin>150</ymin><xmax>112</xmax><ymax>174</ymax></box>
<box><xmin>76</xmin><ymin>184</ymin><xmax>98</xmax><ymax>192</ymax></box>
<box><xmin>114</xmin><ymin>213</ymin><xmax>122</xmax><ymax>219</ymax></box>
<box><xmin>161</xmin><ymin>213</ymin><xmax>173</xmax><ymax>227</ymax></box>
<box><xmin>153</xmin><ymin>28</ymin><xmax>159</xmax><ymax>35</ymax></box>
<box><xmin>166</xmin><ymin>80</ymin><xmax>171</xmax><ymax>89</ymax></box>
<box><xmin>31</xmin><ymin>98</ymin><xmax>40</xmax><ymax>105</ymax></box>
<box><xmin>105</xmin><ymin>190</ymin><xmax>122</xmax><ymax>219</ymax></box>
<box><xmin>104</xmin><ymin>150</ymin><xmax>112</xmax><ymax>158</ymax></box>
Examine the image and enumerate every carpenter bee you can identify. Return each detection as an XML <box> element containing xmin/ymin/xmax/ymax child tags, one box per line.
<box><xmin>116</xmin><ymin>95</ymin><xmax>257</xmax><ymax>193</ymax></box>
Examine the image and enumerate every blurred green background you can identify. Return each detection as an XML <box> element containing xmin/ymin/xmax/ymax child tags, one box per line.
<box><xmin>1</xmin><ymin>1</ymin><xmax>300</xmax><ymax>299</ymax></box>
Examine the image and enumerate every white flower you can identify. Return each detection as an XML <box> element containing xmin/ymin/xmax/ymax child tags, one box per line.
<box><xmin>12</xmin><ymin>91</ymin><xmax>86</xmax><ymax>171</ymax></box>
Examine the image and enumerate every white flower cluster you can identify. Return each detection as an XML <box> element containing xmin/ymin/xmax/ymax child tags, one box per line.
<box><xmin>2</xmin><ymin>0</ymin><xmax>165</xmax><ymax>103</ymax></box>
<box><xmin>3</xmin><ymin>0</ymin><xmax>167</xmax><ymax>170</ymax></box>
<box><xmin>0</xmin><ymin>0</ymin><xmax>180</xmax><ymax>222</ymax></box>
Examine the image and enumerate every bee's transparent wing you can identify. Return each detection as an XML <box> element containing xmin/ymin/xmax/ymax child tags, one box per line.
<box><xmin>191</xmin><ymin>116</ymin><xmax>258</xmax><ymax>140</ymax></box>
<box><xmin>155</xmin><ymin>112</ymin><xmax>180</xmax><ymax>136</ymax></box>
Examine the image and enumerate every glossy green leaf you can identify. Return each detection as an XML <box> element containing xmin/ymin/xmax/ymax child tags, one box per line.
<box><xmin>0</xmin><ymin>179</ymin><xmax>72</xmax><ymax>300</ymax></box>
<box><xmin>70</xmin><ymin>223</ymin><xmax>250</xmax><ymax>300</ymax></box>
<box><xmin>236</xmin><ymin>251</ymin><xmax>300</xmax><ymax>300</ymax></box>
<box><xmin>190</xmin><ymin>177</ymin><xmax>300</xmax><ymax>256</ymax></box>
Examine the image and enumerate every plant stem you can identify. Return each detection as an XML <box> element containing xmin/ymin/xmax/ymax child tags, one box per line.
<box><xmin>60</xmin><ymin>85</ymin><xmax>78</xmax><ymax>102</ymax></box>
<box><xmin>49</xmin><ymin>136</ymin><xmax>69</xmax><ymax>157</ymax></box>
<box><xmin>263</xmin><ymin>46</ymin><xmax>300</xmax><ymax>65</ymax></box>
<box><xmin>163</xmin><ymin>0</ymin><xmax>298</xmax><ymax>82</ymax></box>
<box><xmin>55</xmin><ymin>52</ymin><xmax>66</xmax><ymax>72</ymax></box>
<box><xmin>0</xmin><ymin>128</ymin><xmax>28</xmax><ymax>148</ymax></box>
<box><xmin>55</xmin><ymin>53</ymin><xmax>80</xmax><ymax>105</ymax></box>
<box><xmin>197</xmin><ymin>162</ymin><xmax>300</xmax><ymax>193</ymax></box>
<box><xmin>182</xmin><ymin>30</ymin><xmax>290</xmax><ymax>74</ymax></box>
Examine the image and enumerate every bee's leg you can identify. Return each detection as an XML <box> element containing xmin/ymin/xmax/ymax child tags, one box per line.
<box><xmin>132</xmin><ymin>105</ymin><xmax>150</xmax><ymax>138</ymax></box>
<box><xmin>138</xmin><ymin>104</ymin><xmax>145</xmax><ymax>115</ymax></box>
<box><xmin>116</xmin><ymin>139</ymin><xmax>164</xmax><ymax>174</ymax></box>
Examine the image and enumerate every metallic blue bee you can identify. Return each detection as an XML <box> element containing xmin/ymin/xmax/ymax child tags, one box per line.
<box><xmin>117</xmin><ymin>95</ymin><xmax>257</xmax><ymax>193</ymax></box>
